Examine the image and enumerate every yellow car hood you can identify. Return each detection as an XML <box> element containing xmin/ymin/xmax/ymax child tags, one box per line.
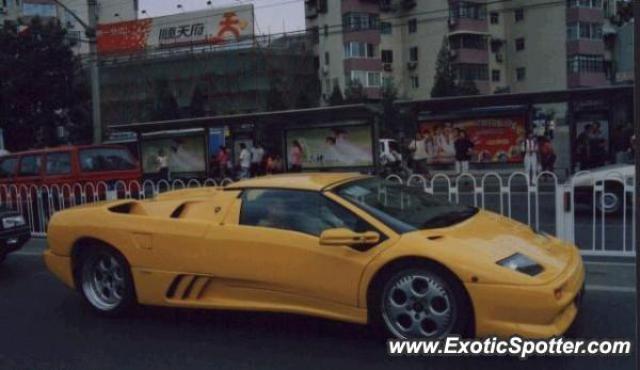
<box><xmin>402</xmin><ymin>210</ymin><xmax>575</xmax><ymax>285</ymax></box>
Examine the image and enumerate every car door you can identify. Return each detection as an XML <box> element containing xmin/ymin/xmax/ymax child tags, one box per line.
<box><xmin>202</xmin><ymin>188</ymin><xmax>393</xmax><ymax>308</ymax></box>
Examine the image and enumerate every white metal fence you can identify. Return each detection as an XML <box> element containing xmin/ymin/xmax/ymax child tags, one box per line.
<box><xmin>0</xmin><ymin>170</ymin><xmax>635</xmax><ymax>257</ymax></box>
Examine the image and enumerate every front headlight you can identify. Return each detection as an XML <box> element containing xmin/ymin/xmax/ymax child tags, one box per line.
<box><xmin>497</xmin><ymin>253</ymin><xmax>544</xmax><ymax>276</ymax></box>
<box><xmin>2</xmin><ymin>215</ymin><xmax>26</xmax><ymax>229</ymax></box>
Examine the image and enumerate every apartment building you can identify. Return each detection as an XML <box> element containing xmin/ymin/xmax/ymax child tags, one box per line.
<box><xmin>1</xmin><ymin>0</ymin><xmax>137</xmax><ymax>54</ymax></box>
<box><xmin>306</xmin><ymin>0</ymin><xmax>614</xmax><ymax>103</ymax></box>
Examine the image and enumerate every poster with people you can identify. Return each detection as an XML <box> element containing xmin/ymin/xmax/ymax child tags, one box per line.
<box><xmin>285</xmin><ymin>126</ymin><xmax>374</xmax><ymax>168</ymax></box>
<box><xmin>419</xmin><ymin>116</ymin><xmax>526</xmax><ymax>164</ymax></box>
<box><xmin>141</xmin><ymin>136</ymin><xmax>206</xmax><ymax>175</ymax></box>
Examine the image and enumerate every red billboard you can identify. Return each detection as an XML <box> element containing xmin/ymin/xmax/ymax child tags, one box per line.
<box><xmin>97</xmin><ymin>5</ymin><xmax>254</xmax><ymax>55</ymax></box>
<box><xmin>418</xmin><ymin>116</ymin><xmax>526</xmax><ymax>164</ymax></box>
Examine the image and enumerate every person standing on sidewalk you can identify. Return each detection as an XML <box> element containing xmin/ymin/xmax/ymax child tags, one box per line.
<box><xmin>250</xmin><ymin>143</ymin><xmax>265</xmax><ymax>176</ymax></box>
<box><xmin>155</xmin><ymin>149</ymin><xmax>170</xmax><ymax>182</ymax></box>
<box><xmin>454</xmin><ymin>129</ymin><xmax>474</xmax><ymax>174</ymax></box>
<box><xmin>290</xmin><ymin>140</ymin><xmax>304</xmax><ymax>172</ymax></box>
<box><xmin>238</xmin><ymin>143</ymin><xmax>251</xmax><ymax>179</ymax></box>
<box><xmin>522</xmin><ymin>132</ymin><xmax>539</xmax><ymax>184</ymax></box>
<box><xmin>408</xmin><ymin>132</ymin><xmax>429</xmax><ymax>176</ymax></box>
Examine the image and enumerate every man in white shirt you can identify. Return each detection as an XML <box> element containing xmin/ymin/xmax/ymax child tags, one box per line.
<box><xmin>238</xmin><ymin>143</ymin><xmax>251</xmax><ymax>179</ymax></box>
<box><xmin>250</xmin><ymin>143</ymin><xmax>265</xmax><ymax>176</ymax></box>
<box><xmin>522</xmin><ymin>132</ymin><xmax>539</xmax><ymax>184</ymax></box>
<box><xmin>408</xmin><ymin>132</ymin><xmax>429</xmax><ymax>175</ymax></box>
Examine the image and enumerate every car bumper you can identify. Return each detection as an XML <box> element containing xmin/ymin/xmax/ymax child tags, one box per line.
<box><xmin>466</xmin><ymin>248</ymin><xmax>585</xmax><ymax>339</ymax></box>
<box><xmin>43</xmin><ymin>249</ymin><xmax>75</xmax><ymax>289</ymax></box>
<box><xmin>0</xmin><ymin>226</ymin><xmax>30</xmax><ymax>255</ymax></box>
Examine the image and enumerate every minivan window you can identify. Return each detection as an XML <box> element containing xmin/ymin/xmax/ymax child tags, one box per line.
<box><xmin>0</xmin><ymin>157</ymin><xmax>18</xmax><ymax>178</ymax></box>
<box><xmin>18</xmin><ymin>155</ymin><xmax>42</xmax><ymax>177</ymax></box>
<box><xmin>46</xmin><ymin>152</ymin><xmax>72</xmax><ymax>175</ymax></box>
<box><xmin>79</xmin><ymin>148</ymin><xmax>136</xmax><ymax>172</ymax></box>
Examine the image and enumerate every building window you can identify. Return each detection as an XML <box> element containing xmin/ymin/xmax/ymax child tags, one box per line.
<box><xmin>324</xmin><ymin>51</ymin><xmax>330</xmax><ymax>65</ymax></box>
<box><xmin>409</xmin><ymin>46</ymin><xmax>419</xmax><ymax>62</ymax></box>
<box><xmin>491</xmin><ymin>69</ymin><xmax>501</xmax><ymax>82</ymax></box>
<box><xmin>450</xmin><ymin>34</ymin><xmax>487</xmax><ymax>50</ymax></box>
<box><xmin>490</xmin><ymin>11</ymin><xmax>499</xmax><ymax>24</ymax></box>
<box><xmin>515</xmin><ymin>8</ymin><xmax>524</xmax><ymax>22</ymax></box>
<box><xmin>567</xmin><ymin>54</ymin><xmax>604</xmax><ymax>73</ymax></box>
<box><xmin>515</xmin><ymin>38</ymin><xmax>525</xmax><ymax>51</ymax></box>
<box><xmin>408</xmin><ymin>18</ymin><xmax>417</xmax><ymax>33</ymax></box>
<box><xmin>567</xmin><ymin>22</ymin><xmax>603</xmax><ymax>40</ymax></box>
<box><xmin>324</xmin><ymin>24</ymin><xmax>329</xmax><ymax>37</ymax></box>
<box><xmin>344</xmin><ymin>41</ymin><xmax>375</xmax><ymax>58</ymax></box>
<box><xmin>349</xmin><ymin>70</ymin><xmax>381</xmax><ymax>87</ymax></box>
<box><xmin>453</xmin><ymin>64</ymin><xmax>489</xmax><ymax>81</ymax></box>
<box><xmin>567</xmin><ymin>0</ymin><xmax>602</xmax><ymax>9</ymax></box>
<box><xmin>380</xmin><ymin>21</ymin><xmax>392</xmax><ymax>35</ymax></box>
<box><xmin>343</xmin><ymin>12</ymin><xmax>380</xmax><ymax>32</ymax></box>
<box><xmin>516</xmin><ymin>67</ymin><xmax>526</xmax><ymax>81</ymax></box>
<box><xmin>449</xmin><ymin>1</ymin><xmax>487</xmax><ymax>20</ymax></box>
<box><xmin>381</xmin><ymin>49</ymin><xmax>393</xmax><ymax>63</ymax></box>
<box><xmin>411</xmin><ymin>75</ymin><xmax>420</xmax><ymax>89</ymax></box>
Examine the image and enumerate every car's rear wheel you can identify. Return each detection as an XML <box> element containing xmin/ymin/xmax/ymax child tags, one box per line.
<box><xmin>78</xmin><ymin>246</ymin><xmax>135</xmax><ymax>316</ymax></box>
<box><xmin>372</xmin><ymin>266</ymin><xmax>470</xmax><ymax>339</ymax></box>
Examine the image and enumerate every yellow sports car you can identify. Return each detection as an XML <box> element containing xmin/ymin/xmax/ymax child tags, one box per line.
<box><xmin>44</xmin><ymin>173</ymin><xmax>584</xmax><ymax>339</ymax></box>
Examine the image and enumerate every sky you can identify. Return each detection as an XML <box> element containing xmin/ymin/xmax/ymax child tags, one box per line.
<box><xmin>138</xmin><ymin>0</ymin><xmax>306</xmax><ymax>34</ymax></box>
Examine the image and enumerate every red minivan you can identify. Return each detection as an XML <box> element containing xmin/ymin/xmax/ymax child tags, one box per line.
<box><xmin>0</xmin><ymin>145</ymin><xmax>141</xmax><ymax>188</ymax></box>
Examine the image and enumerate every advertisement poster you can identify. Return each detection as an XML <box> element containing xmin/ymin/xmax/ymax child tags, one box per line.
<box><xmin>141</xmin><ymin>136</ymin><xmax>206</xmax><ymax>174</ymax></box>
<box><xmin>285</xmin><ymin>126</ymin><xmax>374</xmax><ymax>168</ymax></box>
<box><xmin>97</xmin><ymin>5</ymin><xmax>254</xmax><ymax>55</ymax></box>
<box><xmin>419</xmin><ymin>116</ymin><xmax>526</xmax><ymax>164</ymax></box>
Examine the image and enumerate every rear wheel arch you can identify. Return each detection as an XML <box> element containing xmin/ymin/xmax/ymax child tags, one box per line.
<box><xmin>365</xmin><ymin>256</ymin><xmax>475</xmax><ymax>337</ymax></box>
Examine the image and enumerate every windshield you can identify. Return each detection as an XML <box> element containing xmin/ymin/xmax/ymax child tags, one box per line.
<box><xmin>335</xmin><ymin>178</ymin><xmax>478</xmax><ymax>233</ymax></box>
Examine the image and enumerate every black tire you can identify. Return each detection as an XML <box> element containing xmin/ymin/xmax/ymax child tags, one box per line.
<box><xmin>369</xmin><ymin>263</ymin><xmax>472</xmax><ymax>339</ymax></box>
<box><xmin>76</xmin><ymin>245</ymin><xmax>136</xmax><ymax>317</ymax></box>
<box><xmin>595</xmin><ymin>182</ymin><xmax>625</xmax><ymax>216</ymax></box>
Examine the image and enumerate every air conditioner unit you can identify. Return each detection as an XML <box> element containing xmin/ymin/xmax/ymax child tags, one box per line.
<box><xmin>321</xmin><ymin>65</ymin><xmax>329</xmax><ymax>75</ymax></box>
<box><xmin>407</xmin><ymin>61</ymin><xmax>418</xmax><ymax>70</ymax></box>
<box><xmin>383</xmin><ymin>63</ymin><xmax>392</xmax><ymax>72</ymax></box>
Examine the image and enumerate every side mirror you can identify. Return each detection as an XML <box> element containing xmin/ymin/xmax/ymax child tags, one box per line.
<box><xmin>319</xmin><ymin>228</ymin><xmax>380</xmax><ymax>246</ymax></box>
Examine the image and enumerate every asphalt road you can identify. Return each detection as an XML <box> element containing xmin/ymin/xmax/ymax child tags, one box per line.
<box><xmin>0</xmin><ymin>240</ymin><xmax>635</xmax><ymax>370</ymax></box>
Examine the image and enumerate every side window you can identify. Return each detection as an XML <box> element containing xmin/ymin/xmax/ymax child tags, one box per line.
<box><xmin>240</xmin><ymin>189</ymin><xmax>373</xmax><ymax>237</ymax></box>
<box><xmin>46</xmin><ymin>152</ymin><xmax>72</xmax><ymax>175</ymax></box>
<box><xmin>79</xmin><ymin>148</ymin><xmax>136</xmax><ymax>172</ymax></box>
<box><xmin>18</xmin><ymin>155</ymin><xmax>42</xmax><ymax>177</ymax></box>
<box><xmin>0</xmin><ymin>157</ymin><xmax>18</xmax><ymax>178</ymax></box>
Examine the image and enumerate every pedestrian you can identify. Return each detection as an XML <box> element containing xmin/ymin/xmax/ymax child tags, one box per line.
<box><xmin>589</xmin><ymin>122</ymin><xmax>606</xmax><ymax>168</ymax></box>
<box><xmin>216</xmin><ymin>145</ymin><xmax>229</xmax><ymax>179</ymax></box>
<box><xmin>539</xmin><ymin>137</ymin><xmax>556</xmax><ymax>173</ymax></box>
<box><xmin>522</xmin><ymin>132</ymin><xmax>539</xmax><ymax>184</ymax></box>
<box><xmin>290</xmin><ymin>140</ymin><xmax>303</xmax><ymax>172</ymax></box>
<box><xmin>454</xmin><ymin>129</ymin><xmax>474</xmax><ymax>174</ymax></box>
<box><xmin>251</xmin><ymin>142</ymin><xmax>265</xmax><ymax>176</ymax></box>
<box><xmin>576</xmin><ymin>123</ymin><xmax>592</xmax><ymax>170</ymax></box>
<box><xmin>267</xmin><ymin>153</ymin><xmax>283</xmax><ymax>174</ymax></box>
<box><xmin>155</xmin><ymin>149</ymin><xmax>170</xmax><ymax>182</ymax></box>
<box><xmin>238</xmin><ymin>143</ymin><xmax>251</xmax><ymax>179</ymax></box>
<box><xmin>408</xmin><ymin>132</ymin><xmax>429</xmax><ymax>176</ymax></box>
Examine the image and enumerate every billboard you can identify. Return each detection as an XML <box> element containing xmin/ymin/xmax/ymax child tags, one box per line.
<box><xmin>97</xmin><ymin>5</ymin><xmax>254</xmax><ymax>55</ymax></box>
<box><xmin>285</xmin><ymin>125</ymin><xmax>374</xmax><ymax>168</ymax></box>
<box><xmin>419</xmin><ymin>116</ymin><xmax>526</xmax><ymax>164</ymax></box>
<box><xmin>141</xmin><ymin>136</ymin><xmax>206</xmax><ymax>175</ymax></box>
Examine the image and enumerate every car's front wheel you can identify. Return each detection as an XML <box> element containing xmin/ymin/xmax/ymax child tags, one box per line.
<box><xmin>78</xmin><ymin>246</ymin><xmax>136</xmax><ymax>316</ymax></box>
<box><xmin>372</xmin><ymin>266</ymin><xmax>470</xmax><ymax>339</ymax></box>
